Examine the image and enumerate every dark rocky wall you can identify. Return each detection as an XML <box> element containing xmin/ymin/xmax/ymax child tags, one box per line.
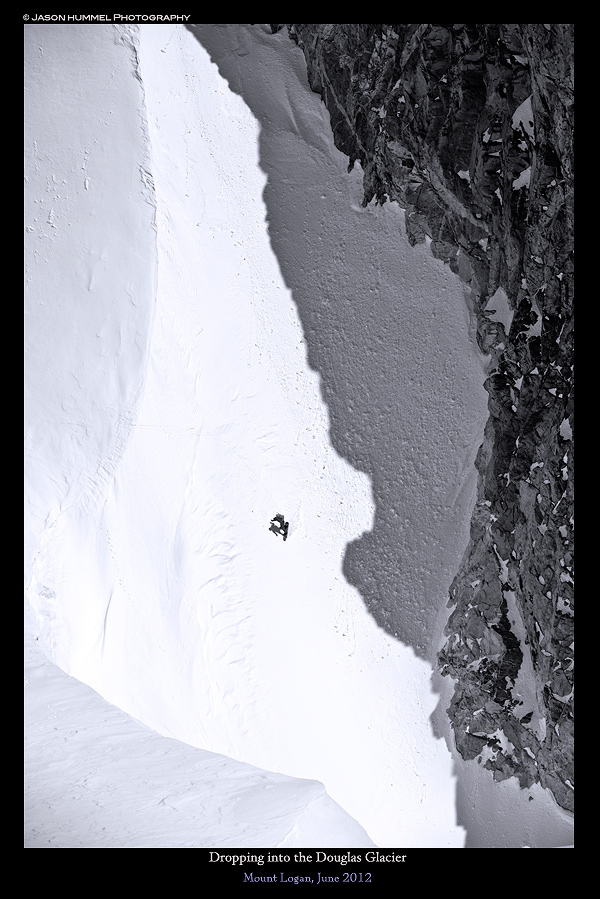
<box><xmin>270</xmin><ymin>23</ymin><xmax>574</xmax><ymax>812</ymax></box>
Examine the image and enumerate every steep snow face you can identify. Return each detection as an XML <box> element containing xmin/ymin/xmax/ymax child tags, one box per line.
<box><xmin>24</xmin><ymin>608</ymin><xmax>376</xmax><ymax>849</ymax></box>
<box><xmin>25</xmin><ymin>23</ymin><xmax>492</xmax><ymax>848</ymax></box>
<box><xmin>24</xmin><ymin>25</ymin><xmax>157</xmax><ymax>603</ymax></box>
<box><xmin>193</xmin><ymin>24</ymin><xmax>491</xmax><ymax>660</ymax></box>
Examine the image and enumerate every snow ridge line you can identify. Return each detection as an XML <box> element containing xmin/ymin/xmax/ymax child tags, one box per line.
<box><xmin>26</xmin><ymin>25</ymin><xmax>161</xmax><ymax>675</ymax></box>
<box><xmin>275</xmin><ymin>781</ymin><xmax>330</xmax><ymax>847</ymax></box>
<box><xmin>81</xmin><ymin>24</ymin><xmax>159</xmax><ymax>518</ymax></box>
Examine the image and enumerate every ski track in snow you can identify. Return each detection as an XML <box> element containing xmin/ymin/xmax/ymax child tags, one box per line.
<box><xmin>25</xmin><ymin>23</ymin><xmax>574</xmax><ymax>848</ymax></box>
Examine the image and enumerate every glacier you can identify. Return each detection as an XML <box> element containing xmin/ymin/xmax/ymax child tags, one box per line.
<box><xmin>24</xmin><ymin>23</ymin><xmax>574</xmax><ymax>849</ymax></box>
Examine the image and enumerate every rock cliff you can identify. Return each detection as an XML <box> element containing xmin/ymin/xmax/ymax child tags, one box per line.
<box><xmin>270</xmin><ymin>23</ymin><xmax>574</xmax><ymax>812</ymax></box>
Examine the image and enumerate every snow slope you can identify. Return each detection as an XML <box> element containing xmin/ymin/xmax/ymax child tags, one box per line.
<box><xmin>24</xmin><ymin>25</ymin><xmax>157</xmax><ymax>589</ymax></box>
<box><xmin>25</xmin><ymin>24</ymin><xmax>573</xmax><ymax>848</ymax></box>
<box><xmin>192</xmin><ymin>24</ymin><xmax>491</xmax><ymax>660</ymax></box>
<box><xmin>24</xmin><ymin>607</ymin><xmax>375</xmax><ymax>848</ymax></box>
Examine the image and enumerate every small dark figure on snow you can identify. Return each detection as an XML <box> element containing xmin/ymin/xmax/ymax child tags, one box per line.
<box><xmin>269</xmin><ymin>513</ymin><xmax>289</xmax><ymax>541</ymax></box>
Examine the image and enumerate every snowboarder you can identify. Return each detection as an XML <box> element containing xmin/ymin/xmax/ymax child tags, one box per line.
<box><xmin>269</xmin><ymin>513</ymin><xmax>289</xmax><ymax>541</ymax></box>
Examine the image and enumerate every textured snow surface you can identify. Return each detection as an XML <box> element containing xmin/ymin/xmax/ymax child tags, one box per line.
<box><xmin>24</xmin><ymin>608</ymin><xmax>375</xmax><ymax>849</ymax></box>
<box><xmin>25</xmin><ymin>24</ymin><xmax>573</xmax><ymax>848</ymax></box>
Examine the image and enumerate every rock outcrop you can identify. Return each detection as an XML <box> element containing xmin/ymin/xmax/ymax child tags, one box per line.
<box><xmin>270</xmin><ymin>24</ymin><xmax>574</xmax><ymax>812</ymax></box>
